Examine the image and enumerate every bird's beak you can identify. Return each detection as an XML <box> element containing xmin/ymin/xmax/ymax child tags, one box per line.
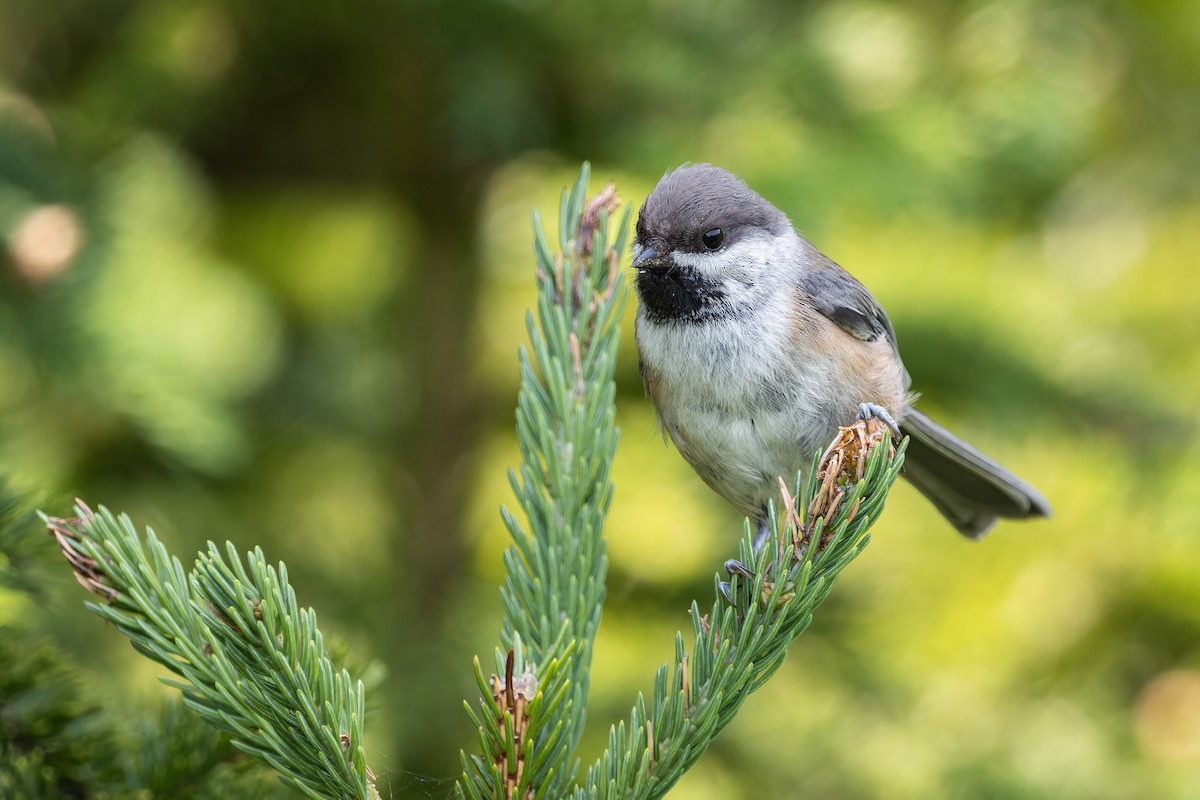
<box><xmin>632</xmin><ymin>244</ymin><xmax>664</xmax><ymax>269</ymax></box>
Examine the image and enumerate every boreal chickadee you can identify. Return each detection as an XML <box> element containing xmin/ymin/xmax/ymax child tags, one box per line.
<box><xmin>631</xmin><ymin>164</ymin><xmax>1050</xmax><ymax>540</ymax></box>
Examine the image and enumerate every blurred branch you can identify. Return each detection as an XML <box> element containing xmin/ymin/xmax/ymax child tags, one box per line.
<box><xmin>0</xmin><ymin>483</ymin><xmax>48</xmax><ymax>595</ymax></box>
<box><xmin>44</xmin><ymin>503</ymin><xmax>378</xmax><ymax>800</ymax></box>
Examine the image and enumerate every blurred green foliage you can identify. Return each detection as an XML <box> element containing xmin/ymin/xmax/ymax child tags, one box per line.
<box><xmin>1</xmin><ymin>0</ymin><xmax>1198</xmax><ymax>797</ymax></box>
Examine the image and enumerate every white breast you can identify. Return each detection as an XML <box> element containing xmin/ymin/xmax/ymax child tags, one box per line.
<box><xmin>636</xmin><ymin>273</ymin><xmax>847</xmax><ymax>520</ymax></box>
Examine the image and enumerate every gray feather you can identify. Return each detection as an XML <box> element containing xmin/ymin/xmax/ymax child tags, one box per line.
<box><xmin>900</xmin><ymin>409</ymin><xmax>1051</xmax><ymax>539</ymax></box>
<box><xmin>798</xmin><ymin>246</ymin><xmax>910</xmax><ymax>384</ymax></box>
<box><xmin>799</xmin><ymin>261</ymin><xmax>892</xmax><ymax>344</ymax></box>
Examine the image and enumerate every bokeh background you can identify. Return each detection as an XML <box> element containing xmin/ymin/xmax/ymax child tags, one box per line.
<box><xmin>2</xmin><ymin>0</ymin><xmax>1199</xmax><ymax>797</ymax></box>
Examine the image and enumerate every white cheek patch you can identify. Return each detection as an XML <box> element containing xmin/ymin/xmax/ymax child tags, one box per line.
<box><xmin>670</xmin><ymin>236</ymin><xmax>777</xmax><ymax>282</ymax></box>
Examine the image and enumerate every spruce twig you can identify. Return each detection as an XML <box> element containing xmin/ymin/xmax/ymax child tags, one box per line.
<box><xmin>44</xmin><ymin>502</ymin><xmax>378</xmax><ymax>800</ymax></box>
<box><xmin>458</xmin><ymin>165</ymin><xmax>629</xmax><ymax>799</ymax></box>
<box><xmin>573</xmin><ymin>419</ymin><xmax>904</xmax><ymax>799</ymax></box>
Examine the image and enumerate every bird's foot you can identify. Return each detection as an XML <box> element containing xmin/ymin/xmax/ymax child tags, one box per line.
<box><xmin>719</xmin><ymin>519</ymin><xmax>781</xmax><ymax>605</ymax></box>
<box><xmin>724</xmin><ymin>559</ymin><xmax>754</xmax><ymax>580</ymax></box>
<box><xmin>856</xmin><ymin>402</ymin><xmax>901</xmax><ymax>439</ymax></box>
<box><xmin>751</xmin><ymin>518</ymin><xmax>773</xmax><ymax>550</ymax></box>
<box><xmin>718</xmin><ymin>558</ymin><xmax>755</xmax><ymax>606</ymax></box>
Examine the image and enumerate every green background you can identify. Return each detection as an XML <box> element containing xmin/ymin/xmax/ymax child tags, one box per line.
<box><xmin>2</xmin><ymin>0</ymin><xmax>1198</xmax><ymax>797</ymax></box>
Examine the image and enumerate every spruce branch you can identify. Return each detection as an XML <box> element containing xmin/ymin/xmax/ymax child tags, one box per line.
<box><xmin>44</xmin><ymin>502</ymin><xmax>378</xmax><ymax>800</ymax></box>
<box><xmin>461</xmin><ymin>164</ymin><xmax>907</xmax><ymax>799</ymax></box>
<box><xmin>576</xmin><ymin>418</ymin><xmax>905</xmax><ymax>799</ymax></box>
<box><xmin>458</xmin><ymin>165</ymin><xmax>629</xmax><ymax>799</ymax></box>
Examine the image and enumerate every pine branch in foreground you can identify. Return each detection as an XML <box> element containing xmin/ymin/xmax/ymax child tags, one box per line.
<box><xmin>576</xmin><ymin>420</ymin><xmax>905</xmax><ymax>799</ymax></box>
<box><xmin>3</xmin><ymin>483</ymin><xmax>295</xmax><ymax>798</ymax></box>
<box><xmin>44</xmin><ymin>504</ymin><xmax>378</xmax><ymax>800</ymax></box>
<box><xmin>457</xmin><ymin>164</ymin><xmax>628</xmax><ymax>799</ymax></box>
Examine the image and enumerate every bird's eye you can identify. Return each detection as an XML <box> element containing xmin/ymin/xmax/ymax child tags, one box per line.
<box><xmin>701</xmin><ymin>228</ymin><xmax>724</xmax><ymax>250</ymax></box>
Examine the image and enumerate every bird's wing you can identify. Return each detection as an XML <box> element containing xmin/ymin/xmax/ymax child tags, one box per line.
<box><xmin>798</xmin><ymin>255</ymin><xmax>894</xmax><ymax>344</ymax></box>
<box><xmin>797</xmin><ymin>247</ymin><xmax>910</xmax><ymax>384</ymax></box>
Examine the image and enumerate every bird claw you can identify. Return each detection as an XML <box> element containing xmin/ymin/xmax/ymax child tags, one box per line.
<box><xmin>719</xmin><ymin>559</ymin><xmax>754</xmax><ymax>606</ymax></box>
<box><xmin>856</xmin><ymin>402</ymin><xmax>901</xmax><ymax>439</ymax></box>
<box><xmin>724</xmin><ymin>558</ymin><xmax>753</xmax><ymax>579</ymax></box>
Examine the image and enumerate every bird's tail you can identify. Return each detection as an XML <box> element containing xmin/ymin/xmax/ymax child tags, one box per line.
<box><xmin>899</xmin><ymin>409</ymin><xmax>1051</xmax><ymax>539</ymax></box>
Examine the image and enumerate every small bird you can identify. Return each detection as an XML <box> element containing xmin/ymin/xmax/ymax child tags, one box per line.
<box><xmin>632</xmin><ymin>164</ymin><xmax>1050</xmax><ymax>541</ymax></box>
